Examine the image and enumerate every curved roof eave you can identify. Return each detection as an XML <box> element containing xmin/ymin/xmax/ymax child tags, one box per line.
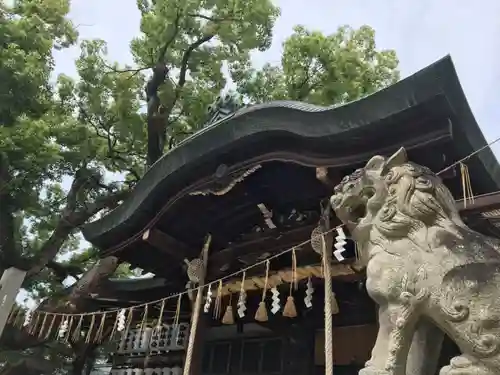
<box><xmin>81</xmin><ymin>55</ymin><xmax>500</xmax><ymax>249</ymax></box>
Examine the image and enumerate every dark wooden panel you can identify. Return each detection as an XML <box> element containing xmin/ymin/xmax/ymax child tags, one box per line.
<box><xmin>314</xmin><ymin>325</ymin><xmax>377</xmax><ymax>366</ymax></box>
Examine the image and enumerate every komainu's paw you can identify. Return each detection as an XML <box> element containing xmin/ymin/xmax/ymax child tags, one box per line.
<box><xmin>440</xmin><ymin>356</ymin><xmax>494</xmax><ymax>375</ymax></box>
<box><xmin>359</xmin><ymin>367</ymin><xmax>390</xmax><ymax>375</ymax></box>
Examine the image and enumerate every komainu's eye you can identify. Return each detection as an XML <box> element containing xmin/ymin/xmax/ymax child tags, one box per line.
<box><xmin>416</xmin><ymin>176</ymin><xmax>432</xmax><ymax>191</ymax></box>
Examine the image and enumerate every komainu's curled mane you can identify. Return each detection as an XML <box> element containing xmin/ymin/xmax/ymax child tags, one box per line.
<box><xmin>330</xmin><ymin>148</ymin><xmax>500</xmax><ymax>375</ymax></box>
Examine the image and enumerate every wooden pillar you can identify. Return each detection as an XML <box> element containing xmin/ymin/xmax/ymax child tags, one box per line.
<box><xmin>183</xmin><ymin>236</ymin><xmax>211</xmax><ymax>375</ymax></box>
<box><xmin>0</xmin><ymin>267</ymin><xmax>27</xmax><ymax>337</ymax></box>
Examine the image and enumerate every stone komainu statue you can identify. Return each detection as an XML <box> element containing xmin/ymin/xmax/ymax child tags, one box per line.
<box><xmin>330</xmin><ymin>147</ymin><xmax>500</xmax><ymax>375</ymax></box>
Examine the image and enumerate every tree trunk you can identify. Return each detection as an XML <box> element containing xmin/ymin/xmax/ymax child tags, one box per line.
<box><xmin>67</xmin><ymin>256</ymin><xmax>120</xmax><ymax>310</ymax></box>
<box><xmin>71</xmin><ymin>342</ymin><xmax>97</xmax><ymax>375</ymax></box>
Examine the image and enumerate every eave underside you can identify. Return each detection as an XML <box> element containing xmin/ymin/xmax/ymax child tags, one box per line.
<box><xmin>93</xmin><ymin>153</ymin><xmax>500</xmax><ymax>297</ymax></box>
<box><xmin>77</xmin><ymin>55</ymin><xmax>500</xmax><ymax>299</ymax></box>
<box><xmin>82</xmin><ymin>188</ymin><xmax>500</xmax><ymax>315</ymax></box>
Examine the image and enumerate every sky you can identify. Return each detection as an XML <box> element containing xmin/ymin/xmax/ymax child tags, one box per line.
<box><xmin>54</xmin><ymin>0</ymin><xmax>500</xmax><ymax>157</ymax></box>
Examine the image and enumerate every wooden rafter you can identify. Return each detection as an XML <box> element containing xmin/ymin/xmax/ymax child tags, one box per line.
<box><xmin>142</xmin><ymin>228</ymin><xmax>195</xmax><ymax>260</ymax></box>
<box><xmin>457</xmin><ymin>191</ymin><xmax>500</xmax><ymax>215</ymax></box>
<box><xmin>133</xmin><ymin>190</ymin><xmax>500</xmax><ymax>281</ymax></box>
<box><xmin>207</xmin><ymin>224</ymin><xmax>318</xmax><ymax>279</ymax></box>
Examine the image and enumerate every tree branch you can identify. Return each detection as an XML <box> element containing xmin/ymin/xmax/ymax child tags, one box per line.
<box><xmin>177</xmin><ymin>34</ymin><xmax>215</xmax><ymax>89</ymax></box>
<box><xmin>64</xmin><ymin>168</ymin><xmax>90</xmax><ymax>212</ymax></box>
<box><xmin>145</xmin><ymin>10</ymin><xmax>184</xmax><ymax>166</ymax></box>
<box><xmin>144</xmin><ymin>2</ymin><xmax>242</xmax><ymax>164</ymax></box>
<box><xmin>160</xmin><ymin>33</ymin><xmax>216</xmax><ymax>129</ymax></box>
<box><xmin>103</xmin><ymin>63</ymin><xmax>150</xmax><ymax>75</ymax></box>
<box><xmin>46</xmin><ymin>261</ymin><xmax>83</xmax><ymax>282</ymax></box>
<box><xmin>78</xmin><ymin>104</ymin><xmax>142</xmax><ymax>181</ymax></box>
<box><xmin>27</xmin><ymin>187</ymin><xmax>129</xmax><ymax>278</ymax></box>
<box><xmin>66</xmin><ymin>255</ymin><xmax>120</xmax><ymax>310</ymax></box>
<box><xmin>157</xmin><ymin>9</ymin><xmax>182</xmax><ymax>64</ymax></box>
<box><xmin>186</xmin><ymin>13</ymin><xmax>238</xmax><ymax>22</ymax></box>
<box><xmin>158</xmin><ymin>33</ymin><xmax>215</xmax><ymax>155</ymax></box>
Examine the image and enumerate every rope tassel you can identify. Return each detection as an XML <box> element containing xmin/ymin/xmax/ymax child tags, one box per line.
<box><xmin>460</xmin><ymin>162</ymin><xmax>474</xmax><ymax>207</ymax></box>
<box><xmin>38</xmin><ymin>313</ymin><xmax>48</xmax><ymax>339</ymax></box>
<box><xmin>283</xmin><ymin>248</ymin><xmax>297</xmax><ymax>318</ymax></box>
<box><xmin>222</xmin><ymin>294</ymin><xmax>234</xmax><ymax>325</ymax></box>
<box><xmin>7</xmin><ymin>306</ymin><xmax>19</xmax><ymax>325</ymax></box>
<box><xmin>29</xmin><ymin>312</ymin><xmax>41</xmax><ymax>335</ymax></box>
<box><xmin>72</xmin><ymin>315</ymin><xmax>84</xmax><ymax>342</ymax></box>
<box><xmin>18</xmin><ymin>224</ymin><xmax>357</xmax><ymax>347</ymax></box>
<box><xmin>44</xmin><ymin>314</ymin><xmax>56</xmax><ymax>340</ymax></box>
<box><xmin>15</xmin><ymin>136</ymin><xmax>500</xmax><ymax>347</ymax></box>
<box><xmin>95</xmin><ymin>313</ymin><xmax>107</xmax><ymax>343</ymax></box>
<box><xmin>85</xmin><ymin>315</ymin><xmax>96</xmax><ymax>343</ymax></box>
<box><xmin>255</xmin><ymin>260</ymin><xmax>270</xmax><ymax>322</ymax></box>
<box><xmin>139</xmin><ymin>305</ymin><xmax>148</xmax><ymax>334</ymax></box>
<box><xmin>64</xmin><ymin>316</ymin><xmax>74</xmax><ymax>343</ymax></box>
<box><xmin>213</xmin><ymin>280</ymin><xmax>223</xmax><ymax>320</ymax></box>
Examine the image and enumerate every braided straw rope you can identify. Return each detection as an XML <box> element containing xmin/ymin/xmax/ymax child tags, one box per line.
<box><xmin>183</xmin><ymin>235</ymin><xmax>211</xmax><ymax>375</ymax></box>
<box><xmin>321</xmin><ymin>217</ymin><xmax>334</xmax><ymax>375</ymax></box>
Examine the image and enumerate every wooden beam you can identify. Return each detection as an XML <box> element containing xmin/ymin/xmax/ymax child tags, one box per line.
<box><xmin>144</xmin><ymin>190</ymin><xmax>500</xmax><ymax>279</ymax></box>
<box><xmin>142</xmin><ymin>228</ymin><xmax>195</xmax><ymax>260</ymax></box>
<box><xmin>207</xmin><ymin>224</ymin><xmax>317</xmax><ymax>280</ymax></box>
<box><xmin>457</xmin><ymin>191</ymin><xmax>500</xmax><ymax>216</ymax></box>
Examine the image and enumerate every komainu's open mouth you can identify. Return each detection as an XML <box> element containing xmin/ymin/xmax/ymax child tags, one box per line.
<box><xmin>345</xmin><ymin>187</ymin><xmax>375</xmax><ymax>224</ymax></box>
<box><xmin>348</xmin><ymin>202</ymin><xmax>367</xmax><ymax>224</ymax></box>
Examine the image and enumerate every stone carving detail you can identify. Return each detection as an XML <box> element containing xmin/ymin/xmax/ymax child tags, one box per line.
<box><xmin>330</xmin><ymin>147</ymin><xmax>500</xmax><ymax>375</ymax></box>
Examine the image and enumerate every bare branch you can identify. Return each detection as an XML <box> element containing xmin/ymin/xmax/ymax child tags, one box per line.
<box><xmin>103</xmin><ymin>62</ymin><xmax>150</xmax><ymax>76</ymax></box>
<box><xmin>78</xmin><ymin>103</ymin><xmax>142</xmax><ymax>181</ymax></box>
<box><xmin>157</xmin><ymin>9</ymin><xmax>183</xmax><ymax>63</ymax></box>
<box><xmin>187</xmin><ymin>13</ymin><xmax>238</xmax><ymax>23</ymax></box>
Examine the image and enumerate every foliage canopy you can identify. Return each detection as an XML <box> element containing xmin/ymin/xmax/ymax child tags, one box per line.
<box><xmin>0</xmin><ymin>0</ymin><xmax>399</xmax><ymax>372</ymax></box>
